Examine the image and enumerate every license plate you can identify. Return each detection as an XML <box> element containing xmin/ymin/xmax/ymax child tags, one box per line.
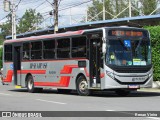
<box><xmin>128</xmin><ymin>85</ymin><xmax>140</xmax><ymax>89</ymax></box>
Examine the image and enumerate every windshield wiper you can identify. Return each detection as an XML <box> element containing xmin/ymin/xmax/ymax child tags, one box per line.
<box><xmin>135</xmin><ymin>40</ymin><xmax>142</xmax><ymax>52</ymax></box>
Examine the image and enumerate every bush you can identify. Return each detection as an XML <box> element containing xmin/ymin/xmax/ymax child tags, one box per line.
<box><xmin>145</xmin><ymin>26</ymin><xmax>160</xmax><ymax>81</ymax></box>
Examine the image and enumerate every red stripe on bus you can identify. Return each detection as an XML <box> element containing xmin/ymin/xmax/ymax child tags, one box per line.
<box><xmin>17</xmin><ymin>70</ymin><xmax>46</xmax><ymax>74</ymax></box>
<box><xmin>34</xmin><ymin>76</ymin><xmax>70</xmax><ymax>87</ymax></box>
<box><xmin>3</xmin><ymin>70</ymin><xmax>46</xmax><ymax>83</ymax></box>
<box><xmin>2</xmin><ymin>70</ymin><xmax>13</xmax><ymax>82</ymax></box>
<box><xmin>60</xmin><ymin>65</ymin><xmax>78</xmax><ymax>74</ymax></box>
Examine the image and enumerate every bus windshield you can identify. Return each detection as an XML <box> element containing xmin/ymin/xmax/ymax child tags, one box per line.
<box><xmin>106</xmin><ymin>39</ymin><xmax>151</xmax><ymax>66</ymax></box>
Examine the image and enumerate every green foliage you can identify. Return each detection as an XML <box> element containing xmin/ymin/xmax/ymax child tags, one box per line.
<box><xmin>17</xmin><ymin>9</ymin><xmax>43</xmax><ymax>33</ymax></box>
<box><xmin>144</xmin><ymin>26</ymin><xmax>160</xmax><ymax>81</ymax></box>
<box><xmin>87</xmin><ymin>0</ymin><xmax>158</xmax><ymax>21</ymax></box>
<box><xmin>0</xmin><ymin>9</ymin><xmax>43</xmax><ymax>40</ymax></box>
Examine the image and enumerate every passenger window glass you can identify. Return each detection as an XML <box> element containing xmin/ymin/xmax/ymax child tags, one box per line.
<box><xmin>43</xmin><ymin>40</ymin><xmax>55</xmax><ymax>59</ymax></box>
<box><xmin>31</xmin><ymin>41</ymin><xmax>42</xmax><ymax>59</ymax></box>
<box><xmin>23</xmin><ymin>43</ymin><xmax>30</xmax><ymax>60</ymax></box>
<box><xmin>4</xmin><ymin>45</ymin><xmax>12</xmax><ymax>61</ymax></box>
<box><xmin>72</xmin><ymin>36</ymin><xmax>87</xmax><ymax>58</ymax></box>
<box><xmin>57</xmin><ymin>38</ymin><xmax>70</xmax><ymax>58</ymax></box>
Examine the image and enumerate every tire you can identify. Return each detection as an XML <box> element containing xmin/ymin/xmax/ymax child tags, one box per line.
<box><xmin>76</xmin><ymin>76</ymin><xmax>91</xmax><ymax>96</ymax></box>
<box><xmin>115</xmin><ymin>89</ymin><xmax>130</xmax><ymax>96</ymax></box>
<box><xmin>27</xmin><ymin>75</ymin><xmax>36</xmax><ymax>93</ymax></box>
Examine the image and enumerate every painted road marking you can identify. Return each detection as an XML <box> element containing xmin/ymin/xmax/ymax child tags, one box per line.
<box><xmin>36</xmin><ymin>99</ymin><xmax>67</xmax><ymax>105</ymax></box>
<box><xmin>0</xmin><ymin>93</ymin><xmax>12</xmax><ymax>96</ymax></box>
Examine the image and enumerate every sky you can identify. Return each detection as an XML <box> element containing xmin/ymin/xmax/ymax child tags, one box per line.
<box><xmin>0</xmin><ymin>0</ymin><xmax>92</xmax><ymax>28</ymax></box>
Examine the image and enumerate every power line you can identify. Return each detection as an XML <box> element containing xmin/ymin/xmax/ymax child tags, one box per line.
<box><xmin>15</xmin><ymin>0</ymin><xmax>22</xmax><ymax>11</ymax></box>
<box><xmin>59</xmin><ymin>0</ymin><xmax>92</xmax><ymax>11</ymax></box>
<box><xmin>41</xmin><ymin>0</ymin><xmax>92</xmax><ymax>15</ymax></box>
<box><xmin>0</xmin><ymin>12</ymin><xmax>11</xmax><ymax>22</ymax></box>
<box><xmin>34</xmin><ymin>0</ymin><xmax>46</xmax><ymax>10</ymax></box>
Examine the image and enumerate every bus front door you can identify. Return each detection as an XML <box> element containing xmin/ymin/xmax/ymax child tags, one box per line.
<box><xmin>13</xmin><ymin>45</ymin><xmax>22</xmax><ymax>85</ymax></box>
<box><xmin>89</xmin><ymin>39</ymin><xmax>101</xmax><ymax>88</ymax></box>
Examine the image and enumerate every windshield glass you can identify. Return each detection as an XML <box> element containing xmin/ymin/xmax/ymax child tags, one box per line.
<box><xmin>106</xmin><ymin>39</ymin><xmax>151</xmax><ymax>66</ymax></box>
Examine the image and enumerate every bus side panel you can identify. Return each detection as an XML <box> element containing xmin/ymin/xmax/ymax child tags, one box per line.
<box><xmin>2</xmin><ymin>62</ymin><xmax>14</xmax><ymax>85</ymax></box>
<box><xmin>20</xmin><ymin>59</ymin><xmax>89</xmax><ymax>90</ymax></box>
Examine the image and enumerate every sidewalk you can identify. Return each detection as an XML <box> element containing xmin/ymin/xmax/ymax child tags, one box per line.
<box><xmin>138</xmin><ymin>88</ymin><xmax>160</xmax><ymax>92</ymax></box>
<box><xmin>138</xmin><ymin>81</ymin><xmax>160</xmax><ymax>93</ymax></box>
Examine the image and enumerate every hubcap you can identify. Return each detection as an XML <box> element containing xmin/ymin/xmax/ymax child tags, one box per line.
<box><xmin>79</xmin><ymin>79</ymin><xmax>88</xmax><ymax>93</ymax></box>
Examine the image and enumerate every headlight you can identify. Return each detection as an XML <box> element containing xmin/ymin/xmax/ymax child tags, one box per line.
<box><xmin>106</xmin><ymin>71</ymin><xmax>114</xmax><ymax>79</ymax></box>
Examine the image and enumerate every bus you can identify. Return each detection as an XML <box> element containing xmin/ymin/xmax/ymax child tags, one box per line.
<box><xmin>2</xmin><ymin>26</ymin><xmax>153</xmax><ymax>96</ymax></box>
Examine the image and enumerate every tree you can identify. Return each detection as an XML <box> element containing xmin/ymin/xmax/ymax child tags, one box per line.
<box><xmin>0</xmin><ymin>13</ymin><xmax>12</xmax><ymax>41</ymax></box>
<box><xmin>87</xmin><ymin>0</ymin><xmax>159</xmax><ymax>21</ymax></box>
<box><xmin>17</xmin><ymin>9</ymin><xmax>43</xmax><ymax>33</ymax></box>
<box><xmin>139</xmin><ymin>0</ymin><xmax>158</xmax><ymax>15</ymax></box>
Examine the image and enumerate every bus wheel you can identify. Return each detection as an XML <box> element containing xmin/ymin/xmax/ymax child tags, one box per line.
<box><xmin>27</xmin><ymin>75</ymin><xmax>35</xmax><ymax>93</ymax></box>
<box><xmin>115</xmin><ymin>89</ymin><xmax>130</xmax><ymax>96</ymax></box>
<box><xmin>76</xmin><ymin>76</ymin><xmax>90</xmax><ymax>96</ymax></box>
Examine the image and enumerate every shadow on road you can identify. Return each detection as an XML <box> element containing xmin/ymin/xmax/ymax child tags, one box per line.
<box><xmin>8</xmin><ymin>88</ymin><xmax>160</xmax><ymax>98</ymax></box>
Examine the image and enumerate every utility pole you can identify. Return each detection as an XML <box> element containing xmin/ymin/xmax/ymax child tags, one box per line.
<box><xmin>11</xmin><ymin>0</ymin><xmax>16</xmax><ymax>39</ymax></box>
<box><xmin>103</xmin><ymin>0</ymin><xmax>105</xmax><ymax>20</ymax></box>
<box><xmin>85</xmin><ymin>10</ymin><xmax>88</xmax><ymax>22</ymax></box>
<box><xmin>129</xmin><ymin>0</ymin><xmax>132</xmax><ymax>17</ymax></box>
<box><xmin>54</xmin><ymin>0</ymin><xmax>58</xmax><ymax>34</ymax></box>
<box><xmin>3</xmin><ymin>0</ymin><xmax>16</xmax><ymax>39</ymax></box>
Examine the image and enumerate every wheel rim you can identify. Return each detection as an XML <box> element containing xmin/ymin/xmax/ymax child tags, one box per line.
<box><xmin>79</xmin><ymin>79</ymin><xmax>88</xmax><ymax>94</ymax></box>
<box><xmin>28</xmin><ymin>79</ymin><xmax>33</xmax><ymax>90</ymax></box>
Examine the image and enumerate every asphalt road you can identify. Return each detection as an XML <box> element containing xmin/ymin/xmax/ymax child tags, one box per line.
<box><xmin>0</xmin><ymin>83</ymin><xmax>160</xmax><ymax>120</ymax></box>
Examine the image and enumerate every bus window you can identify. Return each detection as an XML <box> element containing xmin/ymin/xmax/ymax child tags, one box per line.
<box><xmin>4</xmin><ymin>44</ymin><xmax>12</xmax><ymax>62</ymax></box>
<box><xmin>57</xmin><ymin>38</ymin><xmax>70</xmax><ymax>58</ymax></box>
<box><xmin>43</xmin><ymin>40</ymin><xmax>55</xmax><ymax>59</ymax></box>
<box><xmin>23</xmin><ymin>42</ymin><xmax>30</xmax><ymax>60</ymax></box>
<box><xmin>72</xmin><ymin>36</ymin><xmax>86</xmax><ymax>58</ymax></box>
<box><xmin>31</xmin><ymin>41</ymin><xmax>42</xmax><ymax>59</ymax></box>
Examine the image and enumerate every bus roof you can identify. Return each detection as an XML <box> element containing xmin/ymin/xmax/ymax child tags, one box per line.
<box><xmin>4</xmin><ymin>30</ymin><xmax>84</xmax><ymax>44</ymax></box>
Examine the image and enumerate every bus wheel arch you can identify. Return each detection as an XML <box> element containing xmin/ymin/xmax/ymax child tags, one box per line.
<box><xmin>76</xmin><ymin>73</ymin><xmax>91</xmax><ymax>96</ymax></box>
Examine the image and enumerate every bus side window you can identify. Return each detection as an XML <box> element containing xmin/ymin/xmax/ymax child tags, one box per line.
<box><xmin>72</xmin><ymin>36</ymin><xmax>87</xmax><ymax>58</ymax></box>
<box><xmin>23</xmin><ymin>42</ymin><xmax>30</xmax><ymax>60</ymax></box>
<box><xmin>4</xmin><ymin>44</ymin><xmax>12</xmax><ymax>62</ymax></box>
<box><xmin>57</xmin><ymin>38</ymin><xmax>70</xmax><ymax>58</ymax></box>
<box><xmin>43</xmin><ymin>40</ymin><xmax>55</xmax><ymax>59</ymax></box>
<box><xmin>31</xmin><ymin>41</ymin><xmax>42</xmax><ymax>60</ymax></box>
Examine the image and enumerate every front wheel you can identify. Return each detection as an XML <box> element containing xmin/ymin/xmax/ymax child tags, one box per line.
<box><xmin>76</xmin><ymin>76</ymin><xmax>91</xmax><ymax>96</ymax></box>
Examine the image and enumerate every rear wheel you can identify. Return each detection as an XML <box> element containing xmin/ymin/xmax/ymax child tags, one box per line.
<box><xmin>115</xmin><ymin>89</ymin><xmax>130</xmax><ymax>96</ymax></box>
<box><xmin>76</xmin><ymin>76</ymin><xmax>91</xmax><ymax>96</ymax></box>
<box><xmin>27</xmin><ymin>75</ymin><xmax>35</xmax><ymax>93</ymax></box>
